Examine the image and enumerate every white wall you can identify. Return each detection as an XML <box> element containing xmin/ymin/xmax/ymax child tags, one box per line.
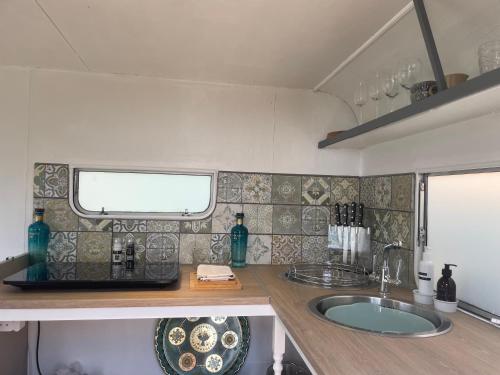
<box><xmin>361</xmin><ymin>111</ymin><xmax>500</xmax><ymax>175</ymax></box>
<box><xmin>0</xmin><ymin>66</ymin><xmax>358</xmax><ymax>374</ymax></box>
<box><xmin>0</xmin><ymin>66</ymin><xmax>359</xmax><ymax>260</ymax></box>
<box><xmin>29</xmin><ymin>317</ymin><xmax>273</xmax><ymax>375</ymax></box>
<box><xmin>0</xmin><ymin>67</ymin><xmax>30</xmax><ymax>260</ymax></box>
<box><xmin>28</xmin><ymin>69</ymin><xmax>358</xmax><ymax>176</ymax></box>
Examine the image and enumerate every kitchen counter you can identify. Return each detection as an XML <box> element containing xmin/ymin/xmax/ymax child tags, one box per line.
<box><xmin>1</xmin><ymin>265</ymin><xmax>500</xmax><ymax>374</ymax></box>
<box><xmin>0</xmin><ymin>266</ymin><xmax>269</xmax><ymax>309</ymax></box>
<box><xmin>254</xmin><ymin>266</ymin><xmax>500</xmax><ymax>375</ymax></box>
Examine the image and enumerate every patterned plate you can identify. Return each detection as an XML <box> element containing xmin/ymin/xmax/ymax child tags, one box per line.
<box><xmin>155</xmin><ymin>316</ymin><xmax>250</xmax><ymax>375</ymax></box>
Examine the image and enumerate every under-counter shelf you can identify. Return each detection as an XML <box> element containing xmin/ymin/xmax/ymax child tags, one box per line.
<box><xmin>318</xmin><ymin>68</ymin><xmax>500</xmax><ymax>149</ymax></box>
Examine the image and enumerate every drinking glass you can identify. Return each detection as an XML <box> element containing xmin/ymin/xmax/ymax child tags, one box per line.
<box><xmin>398</xmin><ymin>59</ymin><xmax>422</xmax><ymax>104</ymax></box>
<box><xmin>353</xmin><ymin>81</ymin><xmax>368</xmax><ymax>124</ymax></box>
<box><xmin>369</xmin><ymin>73</ymin><xmax>382</xmax><ymax>118</ymax></box>
<box><xmin>392</xmin><ymin>256</ymin><xmax>403</xmax><ymax>285</ymax></box>
<box><xmin>382</xmin><ymin>72</ymin><xmax>400</xmax><ymax>113</ymax></box>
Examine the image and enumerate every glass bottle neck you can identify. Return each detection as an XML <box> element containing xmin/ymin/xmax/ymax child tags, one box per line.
<box><xmin>236</xmin><ymin>218</ymin><xmax>243</xmax><ymax>225</ymax></box>
<box><xmin>35</xmin><ymin>215</ymin><xmax>44</xmax><ymax>222</ymax></box>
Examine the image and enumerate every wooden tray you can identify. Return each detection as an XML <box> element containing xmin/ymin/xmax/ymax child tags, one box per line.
<box><xmin>189</xmin><ymin>272</ymin><xmax>242</xmax><ymax>290</ymax></box>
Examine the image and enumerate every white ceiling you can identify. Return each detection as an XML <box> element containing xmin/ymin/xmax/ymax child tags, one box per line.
<box><xmin>0</xmin><ymin>0</ymin><xmax>408</xmax><ymax>88</ymax></box>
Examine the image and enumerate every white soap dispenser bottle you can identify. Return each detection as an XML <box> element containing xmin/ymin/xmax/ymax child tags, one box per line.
<box><xmin>418</xmin><ymin>246</ymin><xmax>434</xmax><ymax>297</ymax></box>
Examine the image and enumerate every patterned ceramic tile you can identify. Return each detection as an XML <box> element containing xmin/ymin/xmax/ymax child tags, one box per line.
<box><xmin>113</xmin><ymin>219</ymin><xmax>147</xmax><ymax>233</ymax></box>
<box><xmin>77</xmin><ymin>232</ymin><xmax>112</xmax><ymax>262</ymax></box>
<box><xmin>389</xmin><ymin>211</ymin><xmax>413</xmax><ymax>249</ymax></box>
<box><xmin>145</xmin><ymin>233</ymin><xmax>179</xmax><ymax>263</ymax></box>
<box><xmin>33</xmin><ymin>198</ymin><xmax>45</xmax><ymax>210</ymax></box>
<box><xmin>271</xmin><ymin>235</ymin><xmax>301</xmax><ymax>264</ymax></box>
<box><xmin>76</xmin><ymin>263</ymin><xmax>109</xmax><ymax>280</ymax></box>
<box><xmin>45</xmin><ymin>199</ymin><xmax>79</xmax><ymax>231</ymax></box>
<box><xmin>242</xmin><ymin>174</ymin><xmax>272</xmax><ymax>204</ymax></box>
<box><xmin>147</xmin><ymin>220</ymin><xmax>180</xmax><ymax>233</ymax></box>
<box><xmin>211</xmin><ymin>204</ymin><xmax>242</xmax><ymax>233</ymax></box>
<box><xmin>47</xmin><ymin>232</ymin><xmax>77</xmax><ymax>262</ymax></box>
<box><xmin>242</xmin><ymin>204</ymin><xmax>273</xmax><ymax>234</ymax></box>
<box><xmin>360</xmin><ymin>177</ymin><xmax>375</xmax><ymax>208</ymax></box>
<box><xmin>272</xmin><ymin>205</ymin><xmax>301</xmax><ymax>235</ymax></box>
<box><xmin>210</xmin><ymin>234</ymin><xmax>231</xmax><ymax>264</ymax></box>
<box><xmin>179</xmin><ymin>234</ymin><xmax>211</xmax><ymax>264</ymax></box>
<box><xmin>217</xmin><ymin>172</ymin><xmax>243</xmax><ymax>203</ymax></box>
<box><xmin>180</xmin><ymin>218</ymin><xmax>212</xmax><ymax>234</ymax></box>
<box><xmin>374</xmin><ymin>176</ymin><xmax>392</xmax><ymax>209</ymax></box>
<box><xmin>331</xmin><ymin>177</ymin><xmax>359</xmax><ymax>205</ymax></box>
<box><xmin>47</xmin><ymin>262</ymin><xmax>76</xmax><ymax>280</ymax></box>
<box><xmin>78</xmin><ymin>218</ymin><xmax>113</xmax><ymax>232</ymax></box>
<box><xmin>301</xmin><ymin>236</ymin><xmax>328</xmax><ymax>264</ymax></box>
<box><xmin>302</xmin><ymin>176</ymin><xmax>331</xmax><ymax>205</ymax></box>
<box><xmin>366</xmin><ymin>209</ymin><xmax>391</xmax><ymax>244</ymax></box>
<box><xmin>246</xmin><ymin>235</ymin><xmax>272</xmax><ymax>264</ymax></box>
<box><xmin>44</xmin><ymin>164</ymin><xmax>69</xmax><ymax>198</ymax></box>
<box><xmin>272</xmin><ymin>175</ymin><xmax>301</xmax><ymax>204</ymax></box>
<box><xmin>145</xmin><ymin>263</ymin><xmax>178</xmax><ymax>280</ymax></box>
<box><xmin>113</xmin><ymin>233</ymin><xmax>146</xmax><ymax>264</ymax></box>
<box><xmin>302</xmin><ymin>206</ymin><xmax>330</xmax><ymax>235</ymax></box>
<box><xmin>33</xmin><ymin>163</ymin><xmax>46</xmax><ymax>198</ymax></box>
<box><xmin>391</xmin><ymin>174</ymin><xmax>414</xmax><ymax>211</ymax></box>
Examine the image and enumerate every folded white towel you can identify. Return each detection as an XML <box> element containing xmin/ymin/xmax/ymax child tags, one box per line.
<box><xmin>196</xmin><ymin>264</ymin><xmax>235</xmax><ymax>281</ymax></box>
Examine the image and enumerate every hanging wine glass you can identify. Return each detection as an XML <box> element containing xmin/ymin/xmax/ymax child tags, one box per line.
<box><xmin>382</xmin><ymin>72</ymin><xmax>400</xmax><ymax>113</ymax></box>
<box><xmin>398</xmin><ymin>58</ymin><xmax>422</xmax><ymax>104</ymax></box>
<box><xmin>353</xmin><ymin>81</ymin><xmax>368</xmax><ymax>124</ymax></box>
<box><xmin>407</xmin><ymin>59</ymin><xmax>422</xmax><ymax>86</ymax></box>
<box><xmin>369</xmin><ymin>73</ymin><xmax>382</xmax><ymax>119</ymax></box>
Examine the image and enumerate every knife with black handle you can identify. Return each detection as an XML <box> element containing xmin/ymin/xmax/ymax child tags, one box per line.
<box><xmin>357</xmin><ymin>203</ymin><xmax>364</xmax><ymax>227</ymax></box>
<box><xmin>334</xmin><ymin>203</ymin><xmax>341</xmax><ymax>226</ymax></box>
<box><xmin>350</xmin><ymin>202</ymin><xmax>357</xmax><ymax>226</ymax></box>
<box><xmin>342</xmin><ymin>203</ymin><xmax>349</xmax><ymax>226</ymax></box>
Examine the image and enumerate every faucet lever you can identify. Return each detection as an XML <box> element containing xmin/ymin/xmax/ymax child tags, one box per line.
<box><xmin>377</xmin><ymin>240</ymin><xmax>403</xmax><ymax>298</ymax></box>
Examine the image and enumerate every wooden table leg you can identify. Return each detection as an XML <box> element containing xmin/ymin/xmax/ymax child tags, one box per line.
<box><xmin>272</xmin><ymin>316</ymin><xmax>285</xmax><ymax>374</ymax></box>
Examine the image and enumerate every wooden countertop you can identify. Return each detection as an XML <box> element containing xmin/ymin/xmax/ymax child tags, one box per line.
<box><xmin>253</xmin><ymin>266</ymin><xmax>500</xmax><ymax>375</ymax></box>
<box><xmin>1</xmin><ymin>264</ymin><xmax>500</xmax><ymax>374</ymax></box>
<box><xmin>0</xmin><ymin>266</ymin><xmax>269</xmax><ymax>309</ymax></box>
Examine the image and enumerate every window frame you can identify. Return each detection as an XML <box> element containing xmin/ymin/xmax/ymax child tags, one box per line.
<box><xmin>418</xmin><ymin>166</ymin><xmax>500</xmax><ymax>323</ymax></box>
<box><xmin>69</xmin><ymin>165</ymin><xmax>218</xmax><ymax>220</ymax></box>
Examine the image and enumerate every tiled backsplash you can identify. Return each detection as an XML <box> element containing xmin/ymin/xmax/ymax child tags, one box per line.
<box><xmin>361</xmin><ymin>174</ymin><xmax>416</xmax><ymax>288</ymax></box>
<box><xmin>32</xmin><ymin>163</ymin><xmax>415</xmax><ymax>286</ymax></box>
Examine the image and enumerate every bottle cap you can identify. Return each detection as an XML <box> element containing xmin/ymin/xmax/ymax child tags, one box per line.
<box><xmin>442</xmin><ymin>264</ymin><xmax>457</xmax><ymax>277</ymax></box>
<box><xmin>34</xmin><ymin>208</ymin><xmax>45</xmax><ymax>215</ymax></box>
<box><xmin>235</xmin><ymin>213</ymin><xmax>244</xmax><ymax>219</ymax></box>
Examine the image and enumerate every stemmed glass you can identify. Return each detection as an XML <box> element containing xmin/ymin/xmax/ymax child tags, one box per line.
<box><xmin>369</xmin><ymin>73</ymin><xmax>382</xmax><ymax>118</ymax></box>
<box><xmin>398</xmin><ymin>59</ymin><xmax>422</xmax><ymax>103</ymax></box>
<box><xmin>353</xmin><ymin>81</ymin><xmax>368</xmax><ymax>124</ymax></box>
<box><xmin>382</xmin><ymin>72</ymin><xmax>400</xmax><ymax>113</ymax></box>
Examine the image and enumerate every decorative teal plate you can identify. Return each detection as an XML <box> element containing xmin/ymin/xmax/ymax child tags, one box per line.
<box><xmin>155</xmin><ymin>316</ymin><xmax>250</xmax><ymax>375</ymax></box>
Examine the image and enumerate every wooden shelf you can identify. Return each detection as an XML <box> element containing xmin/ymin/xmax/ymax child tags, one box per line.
<box><xmin>319</xmin><ymin>69</ymin><xmax>500</xmax><ymax>149</ymax></box>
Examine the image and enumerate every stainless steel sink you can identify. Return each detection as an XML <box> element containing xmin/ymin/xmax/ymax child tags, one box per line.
<box><xmin>308</xmin><ymin>295</ymin><xmax>452</xmax><ymax>337</ymax></box>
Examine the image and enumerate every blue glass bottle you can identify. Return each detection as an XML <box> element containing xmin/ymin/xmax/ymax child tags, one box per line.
<box><xmin>28</xmin><ymin>208</ymin><xmax>50</xmax><ymax>265</ymax></box>
<box><xmin>231</xmin><ymin>213</ymin><xmax>248</xmax><ymax>268</ymax></box>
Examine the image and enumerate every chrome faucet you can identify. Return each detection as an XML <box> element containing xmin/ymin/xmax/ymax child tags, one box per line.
<box><xmin>372</xmin><ymin>241</ymin><xmax>403</xmax><ymax>298</ymax></box>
